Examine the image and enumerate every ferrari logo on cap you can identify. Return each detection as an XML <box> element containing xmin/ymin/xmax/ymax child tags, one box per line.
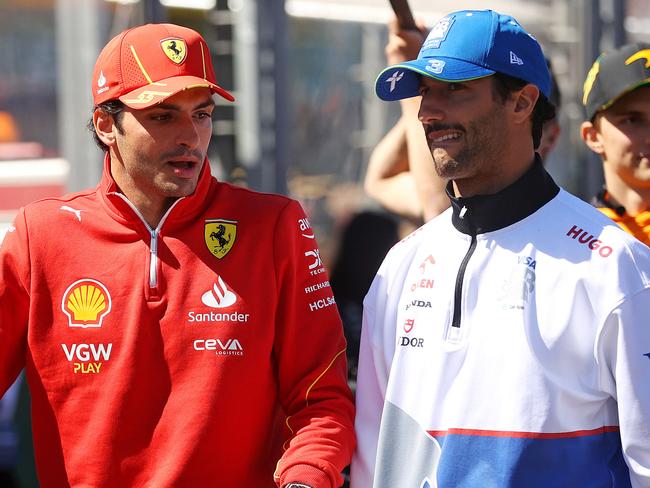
<box><xmin>161</xmin><ymin>38</ymin><xmax>187</xmax><ymax>64</ymax></box>
<box><xmin>625</xmin><ymin>49</ymin><xmax>650</xmax><ymax>68</ymax></box>
<box><xmin>205</xmin><ymin>220</ymin><xmax>237</xmax><ymax>259</ymax></box>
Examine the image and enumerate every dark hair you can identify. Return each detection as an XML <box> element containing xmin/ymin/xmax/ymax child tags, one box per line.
<box><xmin>87</xmin><ymin>100</ymin><xmax>126</xmax><ymax>152</ymax></box>
<box><xmin>491</xmin><ymin>72</ymin><xmax>556</xmax><ymax>150</ymax></box>
<box><xmin>546</xmin><ymin>58</ymin><xmax>561</xmax><ymax>113</ymax></box>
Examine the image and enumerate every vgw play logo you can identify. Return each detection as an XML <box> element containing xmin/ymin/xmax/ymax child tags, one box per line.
<box><xmin>61</xmin><ymin>343</ymin><xmax>112</xmax><ymax>374</ymax></box>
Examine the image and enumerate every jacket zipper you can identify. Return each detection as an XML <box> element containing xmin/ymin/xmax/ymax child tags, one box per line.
<box><xmin>114</xmin><ymin>194</ymin><xmax>182</xmax><ymax>290</ymax></box>
<box><xmin>450</xmin><ymin>205</ymin><xmax>477</xmax><ymax>331</ymax></box>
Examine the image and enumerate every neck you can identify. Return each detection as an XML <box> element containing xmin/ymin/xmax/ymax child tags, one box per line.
<box><xmin>108</xmin><ymin>153</ymin><xmax>174</xmax><ymax>229</ymax></box>
<box><xmin>452</xmin><ymin>151</ymin><xmax>537</xmax><ymax>198</ymax></box>
<box><xmin>603</xmin><ymin>167</ymin><xmax>650</xmax><ymax>215</ymax></box>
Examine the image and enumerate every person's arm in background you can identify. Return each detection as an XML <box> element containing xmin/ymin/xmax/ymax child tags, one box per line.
<box><xmin>364</xmin><ymin>117</ymin><xmax>422</xmax><ymax>220</ymax></box>
<box><xmin>364</xmin><ymin>17</ymin><xmax>449</xmax><ymax>223</ymax></box>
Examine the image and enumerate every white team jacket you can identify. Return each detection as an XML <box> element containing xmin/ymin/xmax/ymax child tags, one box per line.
<box><xmin>352</xmin><ymin>160</ymin><xmax>650</xmax><ymax>488</ymax></box>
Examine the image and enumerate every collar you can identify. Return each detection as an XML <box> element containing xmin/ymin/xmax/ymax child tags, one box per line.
<box><xmin>98</xmin><ymin>153</ymin><xmax>215</xmax><ymax>229</ymax></box>
<box><xmin>446</xmin><ymin>154</ymin><xmax>560</xmax><ymax>235</ymax></box>
<box><xmin>592</xmin><ymin>187</ymin><xmax>627</xmax><ymax>217</ymax></box>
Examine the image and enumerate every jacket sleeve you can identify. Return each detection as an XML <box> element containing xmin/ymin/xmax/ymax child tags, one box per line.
<box><xmin>597</xmin><ymin>286</ymin><xmax>650</xmax><ymax>487</ymax></box>
<box><xmin>0</xmin><ymin>210</ymin><xmax>30</xmax><ymax>396</ymax></box>
<box><xmin>272</xmin><ymin>199</ymin><xmax>355</xmax><ymax>488</ymax></box>
<box><xmin>349</xmin><ymin>269</ymin><xmax>392</xmax><ymax>488</ymax></box>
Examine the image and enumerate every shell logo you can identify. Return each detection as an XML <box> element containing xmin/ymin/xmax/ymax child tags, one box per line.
<box><xmin>61</xmin><ymin>279</ymin><xmax>112</xmax><ymax>328</ymax></box>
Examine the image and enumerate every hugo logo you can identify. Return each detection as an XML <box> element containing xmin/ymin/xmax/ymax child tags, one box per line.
<box><xmin>566</xmin><ymin>225</ymin><xmax>613</xmax><ymax>257</ymax></box>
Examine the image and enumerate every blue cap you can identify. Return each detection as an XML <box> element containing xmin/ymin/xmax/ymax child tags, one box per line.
<box><xmin>375</xmin><ymin>10</ymin><xmax>551</xmax><ymax>101</ymax></box>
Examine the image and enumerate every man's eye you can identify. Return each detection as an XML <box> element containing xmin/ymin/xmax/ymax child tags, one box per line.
<box><xmin>448</xmin><ymin>83</ymin><xmax>463</xmax><ymax>91</ymax></box>
<box><xmin>196</xmin><ymin>112</ymin><xmax>212</xmax><ymax>119</ymax></box>
<box><xmin>151</xmin><ymin>113</ymin><xmax>170</xmax><ymax>121</ymax></box>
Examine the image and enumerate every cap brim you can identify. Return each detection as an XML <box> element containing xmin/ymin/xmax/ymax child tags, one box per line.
<box><xmin>119</xmin><ymin>75</ymin><xmax>235</xmax><ymax>108</ymax></box>
<box><xmin>375</xmin><ymin>58</ymin><xmax>495</xmax><ymax>101</ymax></box>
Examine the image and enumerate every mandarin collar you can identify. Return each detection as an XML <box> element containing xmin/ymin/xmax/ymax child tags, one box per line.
<box><xmin>99</xmin><ymin>152</ymin><xmax>215</xmax><ymax>228</ymax></box>
<box><xmin>446</xmin><ymin>154</ymin><xmax>560</xmax><ymax>235</ymax></box>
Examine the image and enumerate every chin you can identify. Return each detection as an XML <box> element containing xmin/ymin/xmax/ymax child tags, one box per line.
<box><xmin>163</xmin><ymin>183</ymin><xmax>198</xmax><ymax>198</ymax></box>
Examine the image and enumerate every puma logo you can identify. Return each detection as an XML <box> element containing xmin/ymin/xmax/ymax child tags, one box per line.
<box><xmin>60</xmin><ymin>206</ymin><xmax>83</xmax><ymax>222</ymax></box>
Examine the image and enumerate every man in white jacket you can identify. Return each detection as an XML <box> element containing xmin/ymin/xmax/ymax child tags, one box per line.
<box><xmin>352</xmin><ymin>9</ymin><xmax>650</xmax><ymax>488</ymax></box>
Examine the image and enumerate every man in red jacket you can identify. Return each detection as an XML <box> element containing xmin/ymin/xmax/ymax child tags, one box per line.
<box><xmin>0</xmin><ymin>23</ymin><xmax>354</xmax><ymax>488</ymax></box>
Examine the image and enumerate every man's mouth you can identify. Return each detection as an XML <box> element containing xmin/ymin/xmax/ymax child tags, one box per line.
<box><xmin>167</xmin><ymin>159</ymin><xmax>201</xmax><ymax>178</ymax></box>
<box><xmin>431</xmin><ymin>132</ymin><xmax>462</xmax><ymax>143</ymax></box>
<box><xmin>169</xmin><ymin>160</ymin><xmax>197</xmax><ymax>169</ymax></box>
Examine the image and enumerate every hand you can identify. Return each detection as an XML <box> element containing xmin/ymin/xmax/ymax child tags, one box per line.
<box><xmin>385</xmin><ymin>16</ymin><xmax>428</xmax><ymax>65</ymax></box>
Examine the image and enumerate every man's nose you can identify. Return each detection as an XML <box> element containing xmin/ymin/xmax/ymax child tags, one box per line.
<box><xmin>176</xmin><ymin>116</ymin><xmax>200</xmax><ymax>148</ymax></box>
<box><xmin>418</xmin><ymin>94</ymin><xmax>446</xmax><ymax>124</ymax></box>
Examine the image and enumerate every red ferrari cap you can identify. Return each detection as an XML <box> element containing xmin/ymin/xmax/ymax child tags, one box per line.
<box><xmin>92</xmin><ymin>23</ymin><xmax>234</xmax><ymax>109</ymax></box>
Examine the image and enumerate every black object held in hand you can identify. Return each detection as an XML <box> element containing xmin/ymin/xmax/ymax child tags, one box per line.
<box><xmin>389</xmin><ymin>0</ymin><xmax>417</xmax><ymax>30</ymax></box>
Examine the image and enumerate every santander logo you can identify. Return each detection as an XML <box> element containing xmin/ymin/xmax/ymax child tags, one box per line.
<box><xmin>201</xmin><ymin>275</ymin><xmax>237</xmax><ymax>308</ymax></box>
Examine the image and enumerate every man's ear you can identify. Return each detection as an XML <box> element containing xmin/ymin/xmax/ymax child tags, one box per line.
<box><xmin>511</xmin><ymin>84</ymin><xmax>539</xmax><ymax>124</ymax></box>
<box><xmin>93</xmin><ymin>109</ymin><xmax>117</xmax><ymax>148</ymax></box>
<box><xmin>580</xmin><ymin>120</ymin><xmax>604</xmax><ymax>155</ymax></box>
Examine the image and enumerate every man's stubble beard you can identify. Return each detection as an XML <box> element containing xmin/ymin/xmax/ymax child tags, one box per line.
<box><xmin>431</xmin><ymin>105</ymin><xmax>508</xmax><ymax>182</ymax></box>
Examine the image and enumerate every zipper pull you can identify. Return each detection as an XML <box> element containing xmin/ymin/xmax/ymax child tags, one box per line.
<box><xmin>150</xmin><ymin>230</ymin><xmax>158</xmax><ymax>255</ymax></box>
<box><xmin>459</xmin><ymin>206</ymin><xmax>468</xmax><ymax>219</ymax></box>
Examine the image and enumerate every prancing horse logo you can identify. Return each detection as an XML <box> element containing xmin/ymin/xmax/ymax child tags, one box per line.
<box><xmin>205</xmin><ymin>220</ymin><xmax>237</xmax><ymax>259</ymax></box>
<box><xmin>161</xmin><ymin>38</ymin><xmax>187</xmax><ymax>64</ymax></box>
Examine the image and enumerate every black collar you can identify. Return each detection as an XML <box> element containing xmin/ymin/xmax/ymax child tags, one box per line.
<box><xmin>446</xmin><ymin>155</ymin><xmax>560</xmax><ymax>235</ymax></box>
<box><xmin>591</xmin><ymin>187</ymin><xmax>626</xmax><ymax>217</ymax></box>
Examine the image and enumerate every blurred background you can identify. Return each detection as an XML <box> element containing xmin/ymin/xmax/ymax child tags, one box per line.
<box><xmin>0</xmin><ymin>0</ymin><xmax>648</xmax><ymax>485</ymax></box>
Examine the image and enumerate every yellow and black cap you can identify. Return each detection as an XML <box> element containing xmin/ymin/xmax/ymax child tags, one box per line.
<box><xmin>583</xmin><ymin>42</ymin><xmax>650</xmax><ymax>120</ymax></box>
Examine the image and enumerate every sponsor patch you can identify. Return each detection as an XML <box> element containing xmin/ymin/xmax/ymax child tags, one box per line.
<box><xmin>425</xmin><ymin>60</ymin><xmax>446</xmax><ymax>74</ymax></box>
<box><xmin>411</xmin><ymin>278</ymin><xmax>434</xmax><ymax>292</ymax></box>
<box><xmin>403</xmin><ymin>318</ymin><xmax>415</xmax><ymax>333</ymax></box>
<box><xmin>497</xmin><ymin>256</ymin><xmax>536</xmax><ymax>310</ymax></box>
<box><xmin>194</xmin><ymin>338</ymin><xmax>244</xmax><ymax>356</ymax></box>
<box><xmin>187</xmin><ymin>311</ymin><xmax>250</xmax><ymax>323</ymax></box>
<box><xmin>399</xmin><ymin>336</ymin><xmax>424</xmax><ymax>348</ymax></box>
<box><xmin>422</xmin><ymin>15</ymin><xmax>454</xmax><ymax>49</ymax></box>
<box><xmin>205</xmin><ymin>219</ymin><xmax>237</xmax><ymax>259</ymax></box>
<box><xmin>62</xmin><ymin>343</ymin><xmax>112</xmax><ymax>374</ymax></box>
<box><xmin>202</xmin><ymin>275</ymin><xmax>237</xmax><ymax>308</ymax></box>
<box><xmin>304</xmin><ymin>281</ymin><xmax>330</xmax><ymax>294</ymax></box>
<box><xmin>386</xmin><ymin>71</ymin><xmax>404</xmax><ymax>92</ymax></box>
<box><xmin>566</xmin><ymin>225</ymin><xmax>613</xmax><ymax>257</ymax></box>
<box><xmin>405</xmin><ymin>300</ymin><xmax>432</xmax><ymax>311</ymax></box>
<box><xmin>298</xmin><ymin>217</ymin><xmax>315</xmax><ymax>239</ymax></box>
<box><xmin>509</xmin><ymin>51</ymin><xmax>524</xmax><ymax>65</ymax></box>
<box><xmin>62</xmin><ymin>279</ymin><xmax>112</xmax><ymax>328</ymax></box>
<box><xmin>161</xmin><ymin>38</ymin><xmax>187</xmax><ymax>64</ymax></box>
<box><xmin>308</xmin><ymin>295</ymin><xmax>336</xmax><ymax>312</ymax></box>
<box><xmin>305</xmin><ymin>249</ymin><xmax>322</xmax><ymax>270</ymax></box>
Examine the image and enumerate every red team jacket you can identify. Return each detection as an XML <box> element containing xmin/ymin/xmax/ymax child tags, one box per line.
<box><xmin>0</xmin><ymin>156</ymin><xmax>355</xmax><ymax>487</ymax></box>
